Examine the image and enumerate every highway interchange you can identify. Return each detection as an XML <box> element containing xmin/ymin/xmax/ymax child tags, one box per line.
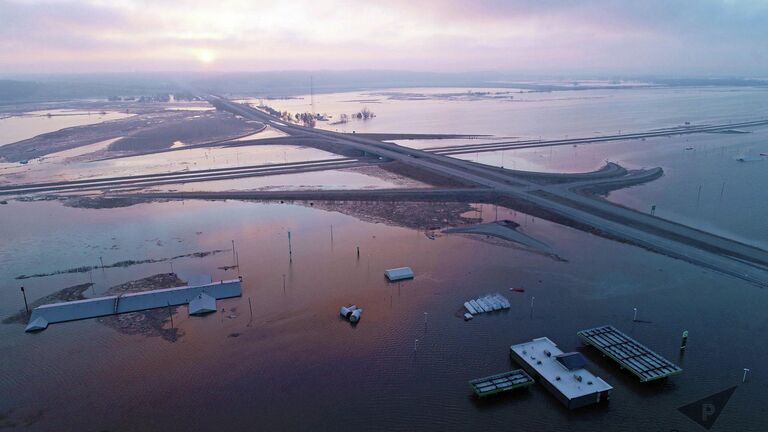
<box><xmin>4</xmin><ymin>96</ymin><xmax>768</xmax><ymax>287</ymax></box>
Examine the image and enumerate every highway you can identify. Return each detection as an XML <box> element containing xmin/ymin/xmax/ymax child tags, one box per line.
<box><xmin>0</xmin><ymin>158</ymin><xmax>365</xmax><ymax>195</ymax></box>
<box><xmin>428</xmin><ymin>118</ymin><xmax>768</xmax><ymax>155</ymax></box>
<box><xmin>5</xmin><ymin>95</ymin><xmax>767</xmax><ymax>287</ymax></box>
<box><xmin>92</xmin><ymin>115</ymin><xmax>768</xmax><ymax>161</ymax></box>
<box><xmin>198</xmin><ymin>96</ymin><xmax>768</xmax><ymax>287</ymax></box>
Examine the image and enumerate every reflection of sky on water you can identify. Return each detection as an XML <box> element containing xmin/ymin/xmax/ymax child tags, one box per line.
<box><xmin>2</xmin><ymin>86</ymin><xmax>768</xmax><ymax>430</ymax></box>
<box><xmin>0</xmin><ymin>144</ymin><xmax>346</xmax><ymax>184</ymax></box>
<box><xmin>1</xmin><ymin>198</ymin><xmax>767</xmax><ymax>431</ymax></box>
<box><xmin>0</xmin><ymin>109</ymin><xmax>134</xmax><ymax>146</ymax></box>
<box><xmin>261</xmin><ymin>86</ymin><xmax>768</xmax><ymax>138</ymax></box>
<box><xmin>264</xmin><ymin>86</ymin><xmax>768</xmax><ymax>246</ymax></box>
<box><xmin>140</xmin><ymin>167</ymin><xmax>427</xmax><ymax>192</ymax></box>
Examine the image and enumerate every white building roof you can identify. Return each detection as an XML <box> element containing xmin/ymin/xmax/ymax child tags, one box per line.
<box><xmin>188</xmin><ymin>292</ymin><xmax>217</xmax><ymax>315</ymax></box>
<box><xmin>384</xmin><ymin>267</ymin><xmax>414</xmax><ymax>281</ymax></box>
<box><xmin>511</xmin><ymin>337</ymin><xmax>612</xmax><ymax>400</ymax></box>
<box><xmin>25</xmin><ymin>316</ymin><xmax>49</xmax><ymax>332</ymax></box>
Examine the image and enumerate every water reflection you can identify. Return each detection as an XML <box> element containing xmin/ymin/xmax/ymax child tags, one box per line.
<box><xmin>1</xmin><ymin>199</ymin><xmax>766</xmax><ymax>431</ymax></box>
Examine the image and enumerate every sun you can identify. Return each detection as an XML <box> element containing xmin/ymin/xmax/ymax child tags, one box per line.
<box><xmin>196</xmin><ymin>49</ymin><xmax>216</xmax><ymax>64</ymax></box>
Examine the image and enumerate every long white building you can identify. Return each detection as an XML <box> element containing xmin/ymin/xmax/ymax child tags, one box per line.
<box><xmin>510</xmin><ymin>337</ymin><xmax>612</xmax><ymax>409</ymax></box>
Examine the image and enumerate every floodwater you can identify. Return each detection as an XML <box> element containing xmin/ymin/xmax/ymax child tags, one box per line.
<box><xmin>265</xmin><ymin>86</ymin><xmax>768</xmax><ymax>249</ymax></box>
<box><xmin>0</xmin><ymin>142</ymin><xmax>352</xmax><ymax>185</ymax></box>
<box><xmin>142</xmin><ymin>167</ymin><xmax>427</xmax><ymax>193</ymax></box>
<box><xmin>1</xmin><ymin>199</ymin><xmax>766</xmax><ymax>431</ymax></box>
<box><xmin>259</xmin><ymin>86</ymin><xmax>768</xmax><ymax>138</ymax></box>
<box><xmin>0</xmin><ymin>109</ymin><xmax>133</xmax><ymax>147</ymax></box>
<box><xmin>2</xmin><ymin>85</ymin><xmax>768</xmax><ymax>431</ymax></box>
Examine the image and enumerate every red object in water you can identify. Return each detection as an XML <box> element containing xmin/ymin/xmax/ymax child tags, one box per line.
<box><xmin>510</xmin><ymin>288</ymin><xmax>526</xmax><ymax>293</ymax></box>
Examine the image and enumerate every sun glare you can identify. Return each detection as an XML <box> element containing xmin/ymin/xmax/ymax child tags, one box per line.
<box><xmin>196</xmin><ymin>49</ymin><xmax>216</xmax><ymax>64</ymax></box>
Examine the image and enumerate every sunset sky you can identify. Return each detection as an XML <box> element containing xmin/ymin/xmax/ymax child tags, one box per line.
<box><xmin>2</xmin><ymin>0</ymin><xmax>767</xmax><ymax>75</ymax></box>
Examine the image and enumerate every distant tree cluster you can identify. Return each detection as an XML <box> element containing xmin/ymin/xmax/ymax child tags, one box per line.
<box><xmin>332</xmin><ymin>107</ymin><xmax>376</xmax><ymax>124</ymax></box>
<box><xmin>330</xmin><ymin>108</ymin><xmax>375</xmax><ymax>125</ymax></box>
<box><xmin>293</xmin><ymin>112</ymin><xmax>316</xmax><ymax>127</ymax></box>
<box><xmin>106</xmin><ymin>93</ymin><xmax>202</xmax><ymax>102</ymax></box>
<box><xmin>257</xmin><ymin>104</ymin><xmax>282</xmax><ymax>117</ymax></box>
<box><xmin>257</xmin><ymin>103</ymin><xmax>372</xmax><ymax>128</ymax></box>
<box><xmin>353</xmin><ymin>107</ymin><xmax>375</xmax><ymax>120</ymax></box>
<box><xmin>173</xmin><ymin>92</ymin><xmax>202</xmax><ymax>101</ymax></box>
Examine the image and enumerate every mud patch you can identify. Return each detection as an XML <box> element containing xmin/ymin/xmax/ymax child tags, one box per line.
<box><xmin>97</xmin><ymin>273</ymin><xmax>186</xmax><ymax>342</ymax></box>
<box><xmin>15</xmin><ymin>249</ymin><xmax>227</xmax><ymax>280</ymax></box>
<box><xmin>63</xmin><ymin>196</ymin><xmax>150</xmax><ymax>209</ymax></box>
<box><xmin>444</xmin><ymin>220</ymin><xmax>567</xmax><ymax>262</ymax></box>
<box><xmin>2</xmin><ymin>283</ymin><xmax>93</xmax><ymax>324</ymax></box>
<box><xmin>309</xmin><ymin>200</ymin><xmax>480</xmax><ymax>231</ymax></box>
<box><xmin>0</xmin><ymin>408</ymin><xmax>45</xmax><ymax>429</ymax></box>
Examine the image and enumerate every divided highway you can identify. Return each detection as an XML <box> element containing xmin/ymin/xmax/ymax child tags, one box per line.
<box><xmin>201</xmin><ymin>96</ymin><xmax>768</xmax><ymax>287</ymax></box>
<box><xmin>4</xmin><ymin>96</ymin><xmax>766</xmax><ymax>287</ymax></box>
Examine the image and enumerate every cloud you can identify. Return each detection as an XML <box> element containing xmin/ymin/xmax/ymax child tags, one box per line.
<box><xmin>1</xmin><ymin>0</ymin><xmax>767</xmax><ymax>74</ymax></box>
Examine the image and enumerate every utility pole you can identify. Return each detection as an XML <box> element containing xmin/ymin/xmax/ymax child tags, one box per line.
<box><xmin>20</xmin><ymin>286</ymin><xmax>29</xmax><ymax>315</ymax></box>
<box><xmin>310</xmin><ymin>76</ymin><xmax>315</xmax><ymax>118</ymax></box>
<box><xmin>248</xmin><ymin>297</ymin><xmax>253</xmax><ymax>326</ymax></box>
<box><xmin>696</xmin><ymin>185</ymin><xmax>702</xmax><ymax>207</ymax></box>
<box><xmin>288</xmin><ymin>231</ymin><xmax>292</xmax><ymax>262</ymax></box>
<box><xmin>680</xmin><ymin>330</ymin><xmax>689</xmax><ymax>350</ymax></box>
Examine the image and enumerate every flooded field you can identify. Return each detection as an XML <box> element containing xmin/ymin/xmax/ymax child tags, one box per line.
<box><xmin>264</xmin><ymin>86</ymin><xmax>768</xmax><ymax>248</ymax></box>
<box><xmin>1</xmin><ymin>198</ymin><xmax>766</xmax><ymax>431</ymax></box>
<box><xmin>0</xmin><ymin>109</ymin><xmax>134</xmax><ymax>147</ymax></box>
<box><xmin>2</xmin><ymin>86</ymin><xmax>768</xmax><ymax>431</ymax></box>
<box><xmin>258</xmin><ymin>86</ymin><xmax>768</xmax><ymax>138</ymax></box>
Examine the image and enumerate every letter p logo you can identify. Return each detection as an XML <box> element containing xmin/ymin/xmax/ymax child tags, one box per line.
<box><xmin>701</xmin><ymin>403</ymin><xmax>716</xmax><ymax>422</ymax></box>
<box><xmin>678</xmin><ymin>386</ymin><xmax>736</xmax><ymax>430</ymax></box>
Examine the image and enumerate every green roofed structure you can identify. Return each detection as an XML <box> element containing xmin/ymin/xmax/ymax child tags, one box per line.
<box><xmin>577</xmin><ymin>325</ymin><xmax>683</xmax><ymax>382</ymax></box>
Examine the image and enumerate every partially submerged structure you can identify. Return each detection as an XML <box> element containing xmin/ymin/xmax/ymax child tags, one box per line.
<box><xmin>511</xmin><ymin>337</ymin><xmax>612</xmax><ymax>409</ymax></box>
<box><xmin>339</xmin><ymin>304</ymin><xmax>363</xmax><ymax>323</ymax></box>
<box><xmin>463</xmin><ymin>293</ymin><xmax>510</xmax><ymax>318</ymax></box>
<box><xmin>384</xmin><ymin>267</ymin><xmax>414</xmax><ymax>281</ymax></box>
<box><xmin>188</xmin><ymin>292</ymin><xmax>217</xmax><ymax>315</ymax></box>
<box><xmin>577</xmin><ymin>325</ymin><xmax>682</xmax><ymax>382</ymax></box>
<box><xmin>469</xmin><ymin>369</ymin><xmax>534</xmax><ymax>398</ymax></box>
<box><xmin>25</xmin><ymin>278</ymin><xmax>242</xmax><ymax>332</ymax></box>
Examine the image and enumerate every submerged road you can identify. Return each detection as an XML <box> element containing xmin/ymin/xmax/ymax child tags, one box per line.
<box><xmin>94</xmin><ymin>115</ymin><xmax>768</xmax><ymax>161</ymax></box>
<box><xmin>195</xmin><ymin>97</ymin><xmax>768</xmax><ymax>287</ymax></box>
<box><xmin>428</xmin><ymin>118</ymin><xmax>768</xmax><ymax>155</ymax></box>
<box><xmin>6</xmin><ymin>96</ymin><xmax>766</xmax><ymax>286</ymax></box>
<box><xmin>0</xmin><ymin>158</ymin><xmax>364</xmax><ymax>195</ymax></box>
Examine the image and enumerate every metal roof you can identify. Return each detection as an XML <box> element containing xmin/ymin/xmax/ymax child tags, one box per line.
<box><xmin>469</xmin><ymin>369</ymin><xmax>534</xmax><ymax>397</ymax></box>
<box><xmin>577</xmin><ymin>325</ymin><xmax>683</xmax><ymax>382</ymax></box>
<box><xmin>555</xmin><ymin>352</ymin><xmax>587</xmax><ymax>371</ymax></box>
<box><xmin>384</xmin><ymin>267</ymin><xmax>414</xmax><ymax>281</ymax></box>
<box><xmin>25</xmin><ymin>279</ymin><xmax>241</xmax><ymax>332</ymax></box>
<box><xmin>511</xmin><ymin>337</ymin><xmax>612</xmax><ymax>400</ymax></box>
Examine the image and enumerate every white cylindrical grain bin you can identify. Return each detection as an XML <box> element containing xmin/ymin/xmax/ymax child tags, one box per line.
<box><xmin>349</xmin><ymin>308</ymin><xmax>363</xmax><ymax>323</ymax></box>
<box><xmin>340</xmin><ymin>305</ymin><xmax>358</xmax><ymax>319</ymax></box>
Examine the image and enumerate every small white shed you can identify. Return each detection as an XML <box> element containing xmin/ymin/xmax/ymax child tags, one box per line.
<box><xmin>384</xmin><ymin>267</ymin><xmax>414</xmax><ymax>281</ymax></box>
<box><xmin>25</xmin><ymin>317</ymin><xmax>49</xmax><ymax>332</ymax></box>
<box><xmin>188</xmin><ymin>292</ymin><xmax>217</xmax><ymax>315</ymax></box>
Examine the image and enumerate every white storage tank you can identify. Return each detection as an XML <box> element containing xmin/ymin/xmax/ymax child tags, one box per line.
<box><xmin>349</xmin><ymin>308</ymin><xmax>363</xmax><ymax>323</ymax></box>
